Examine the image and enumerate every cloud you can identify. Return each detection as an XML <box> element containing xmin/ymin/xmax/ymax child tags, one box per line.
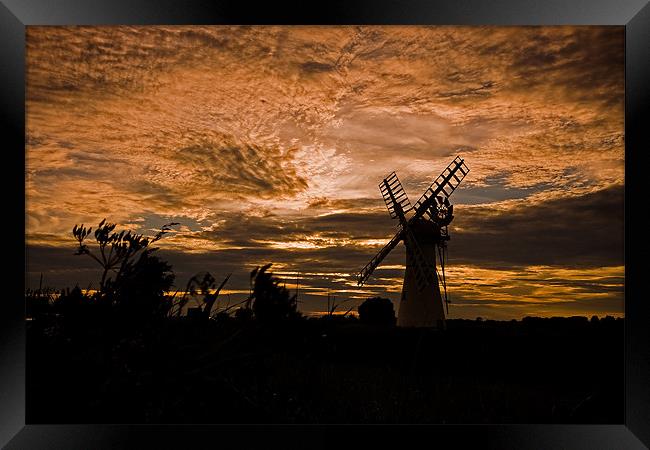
<box><xmin>299</xmin><ymin>61</ymin><xmax>336</xmax><ymax>74</ymax></box>
<box><xmin>162</xmin><ymin>139</ymin><xmax>308</xmax><ymax>199</ymax></box>
<box><xmin>450</xmin><ymin>184</ymin><xmax>624</xmax><ymax>268</ymax></box>
<box><xmin>25</xmin><ymin>26</ymin><xmax>624</xmax><ymax>319</ymax></box>
<box><xmin>26</xmin><ymin>184</ymin><xmax>624</xmax><ymax>320</ymax></box>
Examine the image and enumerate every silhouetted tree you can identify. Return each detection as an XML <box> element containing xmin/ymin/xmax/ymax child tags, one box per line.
<box><xmin>358</xmin><ymin>297</ymin><xmax>396</xmax><ymax>327</ymax></box>
<box><xmin>72</xmin><ymin>219</ymin><xmax>177</xmax><ymax>292</ymax></box>
<box><xmin>107</xmin><ymin>251</ymin><xmax>175</xmax><ymax>324</ymax></box>
<box><xmin>71</xmin><ymin>219</ymin><xmax>178</xmax><ymax>324</ymax></box>
<box><xmin>250</xmin><ymin>264</ymin><xmax>299</xmax><ymax>323</ymax></box>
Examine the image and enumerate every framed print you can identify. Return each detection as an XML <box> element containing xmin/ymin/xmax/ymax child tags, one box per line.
<box><xmin>2</xmin><ymin>0</ymin><xmax>649</xmax><ymax>448</ymax></box>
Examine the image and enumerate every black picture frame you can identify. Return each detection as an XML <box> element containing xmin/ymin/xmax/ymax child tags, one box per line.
<box><xmin>2</xmin><ymin>1</ymin><xmax>649</xmax><ymax>448</ymax></box>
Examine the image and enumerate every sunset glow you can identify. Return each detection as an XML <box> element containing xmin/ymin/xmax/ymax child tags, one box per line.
<box><xmin>26</xmin><ymin>26</ymin><xmax>624</xmax><ymax>319</ymax></box>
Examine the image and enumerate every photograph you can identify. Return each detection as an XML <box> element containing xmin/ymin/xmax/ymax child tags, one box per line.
<box><xmin>25</xmin><ymin>25</ymin><xmax>624</xmax><ymax>424</ymax></box>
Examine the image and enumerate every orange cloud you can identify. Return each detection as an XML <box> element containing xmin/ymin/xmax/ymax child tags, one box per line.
<box><xmin>26</xmin><ymin>26</ymin><xmax>624</xmax><ymax>319</ymax></box>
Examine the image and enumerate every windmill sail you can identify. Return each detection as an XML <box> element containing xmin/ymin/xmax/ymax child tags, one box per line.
<box><xmin>379</xmin><ymin>171</ymin><xmax>412</xmax><ymax>220</ymax></box>
<box><xmin>358</xmin><ymin>230</ymin><xmax>402</xmax><ymax>286</ymax></box>
<box><xmin>357</xmin><ymin>223</ymin><xmax>438</xmax><ymax>292</ymax></box>
<box><xmin>412</xmin><ymin>156</ymin><xmax>469</xmax><ymax>222</ymax></box>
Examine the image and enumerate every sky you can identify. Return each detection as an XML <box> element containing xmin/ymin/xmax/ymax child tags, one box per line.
<box><xmin>25</xmin><ymin>26</ymin><xmax>625</xmax><ymax>320</ymax></box>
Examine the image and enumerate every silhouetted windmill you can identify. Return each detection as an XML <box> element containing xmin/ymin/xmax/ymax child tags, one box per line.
<box><xmin>357</xmin><ymin>156</ymin><xmax>469</xmax><ymax>328</ymax></box>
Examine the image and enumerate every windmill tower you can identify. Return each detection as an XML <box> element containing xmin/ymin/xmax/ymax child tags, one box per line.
<box><xmin>357</xmin><ymin>156</ymin><xmax>469</xmax><ymax>328</ymax></box>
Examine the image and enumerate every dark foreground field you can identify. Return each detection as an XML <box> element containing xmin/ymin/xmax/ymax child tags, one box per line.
<box><xmin>27</xmin><ymin>315</ymin><xmax>623</xmax><ymax>424</ymax></box>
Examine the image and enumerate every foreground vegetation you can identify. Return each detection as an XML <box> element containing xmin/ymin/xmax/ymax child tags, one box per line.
<box><xmin>25</xmin><ymin>220</ymin><xmax>623</xmax><ymax>423</ymax></box>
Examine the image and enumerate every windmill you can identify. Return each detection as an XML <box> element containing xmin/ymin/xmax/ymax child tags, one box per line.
<box><xmin>357</xmin><ymin>156</ymin><xmax>469</xmax><ymax>328</ymax></box>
